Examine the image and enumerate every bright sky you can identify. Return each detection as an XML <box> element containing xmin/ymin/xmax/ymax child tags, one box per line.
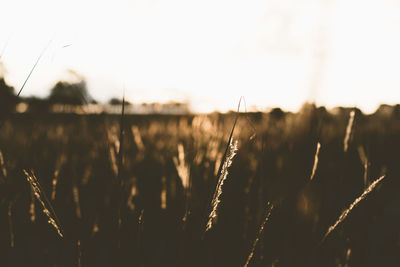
<box><xmin>1</xmin><ymin>0</ymin><xmax>400</xmax><ymax>113</ymax></box>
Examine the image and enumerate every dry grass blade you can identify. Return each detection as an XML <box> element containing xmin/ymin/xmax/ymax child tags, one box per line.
<box><xmin>173</xmin><ymin>143</ymin><xmax>190</xmax><ymax>189</ymax></box>
<box><xmin>205</xmin><ymin>139</ymin><xmax>238</xmax><ymax>232</ymax></box>
<box><xmin>310</xmin><ymin>142</ymin><xmax>321</xmax><ymax>181</ymax></box>
<box><xmin>115</xmin><ymin>92</ymin><xmax>126</xmax><ymax>243</ymax></box>
<box><xmin>0</xmin><ymin>149</ymin><xmax>7</xmax><ymax>179</ymax></box>
<box><xmin>81</xmin><ymin>165</ymin><xmax>92</xmax><ymax>186</ymax></box>
<box><xmin>72</xmin><ymin>184</ymin><xmax>82</xmax><ymax>219</ymax></box>
<box><xmin>204</xmin><ymin>98</ymin><xmax>243</xmax><ymax>234</ymax></box>
<box><xmin>23</xmin><ymin>170</ymin><xmax>64</xmax><ymax>238</ymax></box>
<box><xmin>117</xmin><ymin>92</ymin><xmax>125</xmax><ymax>183</ymax></box>
<box><xmin>108</xmin><ymin>144</ymin><xmax>119</xmax><ymax>177</ymax></box>
<box><xmin>357</xmin><ymin>146</ymin><xmax>369</xmax><ymax>188</ymax></box>
<box><xmin>363</xmin><ymin>157</ymin><xmax>369</xmax><ymax>189</ymax></box>
<box><xmin>344</xmin><ymin>247</ymin><xmax>352</xmax><ymax>267</ymax></box>
<box><xmin>51</xmin><ymin>154</ymin><xmax>66</xmax><ymax>201</ymax></box>
<box><xmin>126</xmin><ymin>178</ymin><xmax>137</xmax><ymax>211</ymax></box>
<box><xmin>173</xmin><ymin>143</ymin><xmax>192</xmax><ymax>226</ymax></box>
<box><xmin>77</xmin><ymin>240</ymin><xmax>82</xmax><ymax>267</ymax></box>
<box><xmin>17</xmin><ymin>40</ymin><xmax>52</xmax><ymax>97</ymax></box>
<box><xmin>92</xmin><ymin>219</ymin><xmax>99</xmax><ymax>236</ymax></box>
<box><xmin>107</xmin><ymin>125</ymin><xmax>120</xmax><ymax>177</ymax></box>
<box><xmin>51</xmin><ymin>174</ymin><xmax>58</xmax><ymax>201</ymax></box>
<box><xmin>138</xmin><ymin>209</ymin><xmax>144</xmax><ymax>225</ymax></box>
<box><xmin>131</xmin><ymin>125</ymin><xmax>145</xmax><ymax>151</ymax></box>
<box><xmin>322</xmin><ymin>175</ymin><xmax>386</xmax><ymax>242</ymax></box>
<box><xmin>161</xmin><ymin>176</ymin><xmax>167</xmax><ymax>210</ymax></box>
<box><xmin>244</xmin><ymin>202</ymin><xmax>274</xmax><ymax>267</ymax></box>
<box><xmin>344</xmin><ymin>110</ymin><xmax>355</xmax><ymax>152</ymax></box>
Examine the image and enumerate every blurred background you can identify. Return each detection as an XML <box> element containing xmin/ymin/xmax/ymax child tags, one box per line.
<box><xmin>1</xmin><ymin>0</ymin><xmax>400</xmax><ymax>113</ymax></box>
<box><xmin>2</xmin><ymin>1</ymin><xmax>400</xmax><ymax>267</ymax></box>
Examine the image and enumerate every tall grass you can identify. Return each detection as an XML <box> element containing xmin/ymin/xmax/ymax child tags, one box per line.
<box><xmin>0</xmin><ymin>103</ymin><xmax>398</xmax><ymax>266</ymax></box>
<box><xmin>322</xmin><ymin>175</ymin><xmax>386</xmax><ymax>243</ymax></box>
<box><xmin>310</xmin><ymin>142</ymin><xmax>321</xmax><ymax>181</ymax></box>
<box><xmin>0</xmin><ymin>150</ymin><xmax>7</xmax><ymax>180</ymax></box>
<box><xmin>344</xmin><ymin>110</ymin><xmax>355</xmax><ymax>153</ymax></box>
<box><xmin>23</xmin><ymin>170</ymin><xmax>63</xmax><ymax>238</ymax></box>
<box><xmin>17</xmin><ymin>40</ymin><xmax>52</xmax><ymax>97</ymax></box>
<box><xmin>205</xmin><ymin>139</ymin><xmax>238</xmax><ymax>233</ymax></box>
<box><xmin>244</xmin><ymin>202</ymin><xmax>274</xmax><ymax>267</ymax></box>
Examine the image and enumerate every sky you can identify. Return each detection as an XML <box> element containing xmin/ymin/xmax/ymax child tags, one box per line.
<box><xmin>1</xmin><ymin>0</ymin><xmax>400</xmax><ymax>113</ymax></box>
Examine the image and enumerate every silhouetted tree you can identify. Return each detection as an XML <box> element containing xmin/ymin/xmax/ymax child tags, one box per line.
<box><xmin>0</xmin><ymin>77</ymin><xmax>18</xmax><ymax>120</ymax></box>
<box><xmin>49</xmin><ymin>80</ymin><xmax>92</xmax><ymax>105</ymax></box>
<box><xmin>108</xmin><ymin>98</ymin><xmax>132</xmax><ymax>105</ymax></box>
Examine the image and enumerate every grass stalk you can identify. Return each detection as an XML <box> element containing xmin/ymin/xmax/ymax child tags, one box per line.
<box><xmin>17</xmin><ymin>40</ymin><xmax>52</xmax><ymax>97</ymax></box>
<box><xmin>322</xmin><ymin>175</ymin><xmax>386</xmax><ymax>243</ymax></box>
<box><xmin>203</xmin><ymin>98</ymin><xmax>244</xmax><ymax>235</ymax></box>
<box><xmin>310</xmin><ymin>142</ymin><xmax>321</xmax><ymax>181</ymax></box>
<box><xmin>24</xmin><ymin>170</ymin><xmax>64</xmax><ymax>238</ymax></box>
<box><xmin>205</xmin><ymin>139</ymin><xmax>238</xmax><ymax>233</ymax></box>
<box><xmin>344</xmin><ymin>110</ymin><xmax>355</xmax><ymax>153</ymax></box>
<box><xmin>244</xmin><ymin>202</ymin><xmax>274</xmax><ymax>267</ymax></box>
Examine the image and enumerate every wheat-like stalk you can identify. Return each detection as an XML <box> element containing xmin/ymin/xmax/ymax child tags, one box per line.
<box><xmin>24</xmin><ymin>170</ymin><xmax>64</xmax><ymax>238</ymax></box>
<box><xmin>107</xmin><ymin>128</ymin><xmax>120</xmax><ymax>177</ymax></box>
<box><xmin>357</xmin><ymin>146</ymin><xmax>369</xmax><ymax>189</ymax></box>
<box><xmin>81</xmin><ymin>165</ymin><xmax>92</xmax><ymax>186</ymax></box>
<box><xmin>51</xmin><ymin>154</ymin><xmax>66</xmax><ymax>201</ymax></box>
<box><xmin>109</xmin><ymin>145</ymin><xmax>119</xmax><ymax>177</ymax></box>
<box><xmin>205</xmin><ymin>139</ymin><xmax>238</xmax><ymax>232</ymax></box>
<box><xmin>131</xmin><ymin>125</ymin><xmax>145</xmax><ymax>151</ymax></box>
<box><xmin>363</xmin><ymin>158</ymin><xmax>369</xmax><ymax>189</ymax></box>
<box><xmin>244</xmin><ymin>202</ymin><xmax>274</xmax><ymax>267</ymax></box>
<box><xmin>72</xmin><ymin>184</ymin><xmax>82</xmax><ymax>219</ymax></box>
<box><xmin>92</xmin><ymin>219</ymin><xmax>99</xmax><ymax>236</ymax></box>
<box><xmin>322</xmin><ymin>175</ymin><xmax>386</xmax><ymax>242</ymax></box>
<box><xmin>344</xmin><ymin>110</ymin><xmax>355</xmax><ymax>152</ymax></box>
<box><xmin>51</xmin><ymin>174</ymin><xmax>58</xmax><ymax>201</ymax></box>
<box><xmin>77</xmin><ymin>240</ymin><xmax>82</xmax><ymax>267</ymax></box>
<box><xmin>161</xmin><ymin>176</ymin><xmax>167</xmax><ymax>210</ymax></box>
<box><xmin>173</xmin><ymin>143</ymin><xmax>190</xmax><ymax>189</ymax></box>
<box><xmin>173</xmin><ymin>143</ymin><xmax>193</xmax><ymax>226</ymax></box>
<box><xmin>127</xmin><ymin>180</ymin><xmax>137</xmax><ymax>211</ymax></box>
<box><xmin>344</xmin><ymin>247</ymin><xmax>352</xmax><ymax>267</ymax></box>
<box><xmin>0</xmin><ymin>149</ymin><xmax>7</xmax><ymax>179</ymax></box>
<box><xmin>310</xmin><ymin>142</ymin><xmax>321</xmax><ymax>181</ymax></box>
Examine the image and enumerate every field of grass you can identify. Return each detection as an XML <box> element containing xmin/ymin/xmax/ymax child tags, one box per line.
<box><xmin>1</xmin><ymin>104</ymin><xmax>400</xmax><ymax>266</ymax></box>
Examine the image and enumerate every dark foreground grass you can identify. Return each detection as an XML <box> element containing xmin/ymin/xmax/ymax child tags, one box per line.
<box><xmin>0</xmin><ymin>104</ymin><xmax>399</xmax><ymax>267</ymax></box>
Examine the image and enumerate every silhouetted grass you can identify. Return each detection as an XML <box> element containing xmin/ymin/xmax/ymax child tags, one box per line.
<box><xmin>0</xmin><ymin>104</ymin><xmax>398</xmax><ymax>266</ymax></box>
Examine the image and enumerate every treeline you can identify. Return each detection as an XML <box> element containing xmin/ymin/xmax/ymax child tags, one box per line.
<box><xmin>0</xmin><ymin>73</ymin><xmax>136</xmax><ymax>116</ymax></box>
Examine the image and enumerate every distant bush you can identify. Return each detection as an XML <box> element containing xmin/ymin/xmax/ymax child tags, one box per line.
<box><xmin>0</xmin><ymin>77</ymin><xmax>18</xmax><ymax>118</ymax></box>
<box><xmin>108</xmin><ymin>98</ymin><xmax>132</xmax><ymax>105</ymax></box>
<box><xmin>49</xmin><ymin>80</ymin><xmax>91</xmax><ymax>105</ymax></box>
